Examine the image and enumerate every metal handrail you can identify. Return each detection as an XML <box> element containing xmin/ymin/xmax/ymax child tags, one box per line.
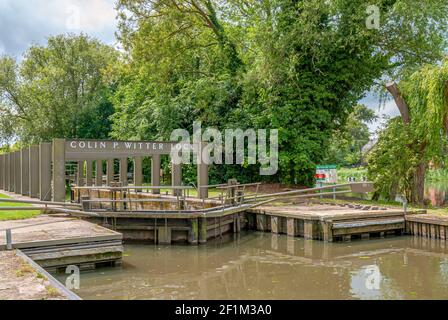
<box><xmin>73</xmin><ymin>185</ymin><xmax>195</xmax><ymax>190</ymax></box>
<box><xmin>0</xmin><ymin>198</ymin><xmax>82</xmax><ymax>208</ymax></box>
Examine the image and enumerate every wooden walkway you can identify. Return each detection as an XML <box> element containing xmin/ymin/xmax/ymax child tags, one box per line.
<box><xmin>0</xmin><ymin>216</ymin><xmax>123</xmax><ymax>271</ymax></box>
<box><xmin>247</xmin><ymin>202</ymin><xmax>419</xmax><ymax>242</ymax></box>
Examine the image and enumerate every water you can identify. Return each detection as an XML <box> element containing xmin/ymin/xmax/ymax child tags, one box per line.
<box><xmin>55</xmin><ymin>232</ymin><xmax>448</xmax><ymax>300</ymax></box>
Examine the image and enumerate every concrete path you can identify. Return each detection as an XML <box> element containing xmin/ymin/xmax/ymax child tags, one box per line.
<box><xmin>0</xmin><ymin>250</ymin><xmax>68</xmax><ymax>300</ymax></box>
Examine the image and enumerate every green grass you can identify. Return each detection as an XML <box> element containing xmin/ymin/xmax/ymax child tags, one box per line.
<box><xmin>338</xmin><ymin>166</ymin><xmax>448</xmax><ymax>183</ymax></box>
<box><xmin>337</xmin><ymin>167</ymin><xmax>368</xmax><ymax>184</ymax></box>
<box><xmin>0</xmin><ymin>193</ymin><xmax>41</xmax><ymax>221</ymax></box>
<box><xmin>426</xmin><ymin>168</ymin><xmax>448</xmax><ymax>182</ymax></box>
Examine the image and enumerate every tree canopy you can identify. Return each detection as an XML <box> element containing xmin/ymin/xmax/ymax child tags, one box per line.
<box><xmin>111</xmin><ymin>0</ymin><xmax>448</xmax><ymax>185</ymax></box>
<box><xmin>368</xmin><ymin>59</ymin><xmax>448</xmax><ymax>204</ymax></box>
<box><xmin>1</xmin><ymin>1</ymin><xmax>448</xmax><ymax>186</ymax></box>
<box><xmin>0</xmin><ymin>34</ymin><xmax>118</xmax><ymax>145</ymax></box>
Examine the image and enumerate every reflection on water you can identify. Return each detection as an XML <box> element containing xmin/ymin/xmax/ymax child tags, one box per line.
<box><xmin>56</xmin><ymin>232</ymin><xmax>448</xmax><ymax>300</ymax></box>
<box><xmin>426</xmin><ymin>182</ymin><xmax>448</xmax><ymax>207</ymax></box>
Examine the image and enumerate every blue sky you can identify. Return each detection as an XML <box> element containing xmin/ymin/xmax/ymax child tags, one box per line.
<box><xmin>0</xmin><ymin>0</ymin><xmax>398</xmax><ymax>133</ymax></box>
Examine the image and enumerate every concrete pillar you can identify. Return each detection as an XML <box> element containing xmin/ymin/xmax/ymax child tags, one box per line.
<box><xmin>197</xmin><ymin>141</ymin><xmax>209</xmax><ymax>199</ymax></box>
<box><xmin>271</xmin><ymin>216</ymin><xmax>280</xmax><ymax>234</ymax></box>
<box><xmin>14</xmin><ymin>151</ymin><xmax>21</xmax><ymax>194</ymax></box>
<box><xmin>76</xmin><ymin>161</ymin><xmax>84</xmax><ymax>186</ymax></box>
<box><xmin>133</xmin><ymin>156</ymin><xmax>143</xmax><ymax>187</ymax></box>
<box><xmin>10</xmin><ymin>153</ymin><xmax>15</xmax><ymax>192</ymax></box>
<box><xmin>106</xmin><ymin>159</ymin><xmax>114</xmax><ymax>186</ymax></box>
<box><xmin>0</xmin><ymin>154</ymin><xmax>4</xmax><ymax>190</ymax></box>
<box><xmin>20</xmin><ymin>149</ymin><xmax>30</xmax><ymax>196</ymax></box>
<box><xmin>188</xmin><ymin>218</ymin><xmax>199</xmax><ymax>245</ymax></box>
<box><xmin>198</xmin><ymin>217</ymin><xmax>207</xmax><ymax>244</ymax></box>
<box><xmin>86</xmin><ymin>160</ymin><xmax>93</xmax><ymax>187</ymax></box>
<box><xmin>151</xmin><ymin>155</ymin><xmax>161</xmax><ymax>194</ymax></box>
<box><xmin>39</xmin><ymin>143</ymin><xmax>52</xmax><ymax>201</ymax></box>
<box><xmin>52</xmin><ymin>139</ymin><xmax>65</xmax><ymax>202</ymax></box>
<box><xmin>95</xmin><ymin>160</ymin><xmax>102</xmax><ymax>186</ymax></box>
<box><xmin>5</xmin><ymin>153</ymin><xmax>11</xmax><ymax>192</ymax></box>
<box><xmin>119</xmin><ymin>158</ymin><xmax>128</xmax><ymax>186</ymax></box>
<box><xmin>29</xmin><ymin>146</ymin><xmax>40</xmax><ymax>198</ymax></box>
<box><xmin>171</xmin><ymin>163</ymin><xmax>182</xmax><ymax>196</ymax></box>
<box><xmin>287</xmin><ymin>218</ymin><xmax>298</xmax><ymax>237</ymax></box>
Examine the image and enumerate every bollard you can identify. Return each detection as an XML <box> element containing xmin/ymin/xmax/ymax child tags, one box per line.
<box><xmin>6</xmin><ymin>229</ymin><xmax>12</xmax><ymax>250</ymax></box>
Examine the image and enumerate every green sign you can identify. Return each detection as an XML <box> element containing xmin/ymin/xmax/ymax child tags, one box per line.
<box><xmin>316</xmin><ymin>164</ymin><xmax>337</xmax><ymax>170</ymax></box>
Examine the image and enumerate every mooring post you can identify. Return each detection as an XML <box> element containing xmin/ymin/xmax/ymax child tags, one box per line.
<box><xmin>6</xmin><ymin>229</ymin><xmax>12</xmax><ymax>250</ymax></box>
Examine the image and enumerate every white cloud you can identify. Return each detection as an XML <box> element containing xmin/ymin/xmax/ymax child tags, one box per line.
<box><xmin>359</xmin><ymin>92</ymin><xmax>400</xmax><ymax>135</ymax></box>
<box><xmin>0</xmin><ymin>0</ymin><xmax>117</xmax><ymax>57</ymax></box>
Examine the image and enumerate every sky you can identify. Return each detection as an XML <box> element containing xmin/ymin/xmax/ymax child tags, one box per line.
<box><xmin>0</xmin><ymin>0</ymin><xmax>398</xmax><ymax>134</ymax></box>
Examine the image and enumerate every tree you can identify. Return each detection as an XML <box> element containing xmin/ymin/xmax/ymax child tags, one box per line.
<box><xmin>0</xmin><ymin>34</ymin><xmax>119</xmax><ymax>144</ymax></box>
<box><xmin>368</xmin><ymin>59</ymin><xmax>448</xmax><ymax>204</ymax></box>
<box><xmin>325</xmin><ymin>104</ymin><xmax>377</xmax><ymax>166</ymax></box>
<box><xmin>112</xmin><ymin>0</ymin><xmax>448</xmax><ymax>186</ymax></box>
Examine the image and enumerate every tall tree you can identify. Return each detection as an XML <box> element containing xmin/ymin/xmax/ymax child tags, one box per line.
<box><xmin>0</xmin><ymin>34</ymin><xmax>119</xmax><ymax>144</ymax></box>
<box><xmin>112</xmin><ymin>0</ymin><xmax>448</xmax><ymax>185</ymax></box>
<box><xmin>325</xmin><ymin>104</ymin><xmax>377</xmax><ymax>166</ymax></box>
<box><xmin>368</xmin><ymin>60</ymin><xmax>448</xmax><ymax>204</ymax></box>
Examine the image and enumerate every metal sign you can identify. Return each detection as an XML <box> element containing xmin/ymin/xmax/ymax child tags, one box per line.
<box><xmin>315</xmin><ymin>165</ymin><xmax>338</xmax><ymax>184</ymax></box>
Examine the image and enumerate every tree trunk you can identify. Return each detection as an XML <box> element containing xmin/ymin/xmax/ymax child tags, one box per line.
<box><xmin>413</xmin><ymin>161</ymin><xmax>426</xmax><ymax>205</ymax></box>
<box><xmin>386</xmin><ymin>82</ymin><xmax>410</xmax><ymax>125</ymax></box>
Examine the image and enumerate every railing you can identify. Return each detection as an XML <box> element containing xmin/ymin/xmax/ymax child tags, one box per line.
<box><xmin>72</xmin><ymin>185</ymin><xmax>196</xmax><ymax>213</ymax></box>
<box><xmin>68</xmin><ymin>182</ymin><xmax>373</xmax><ymax>215</ymax></box>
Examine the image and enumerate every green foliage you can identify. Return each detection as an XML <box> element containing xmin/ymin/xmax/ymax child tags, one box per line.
<box><xmin>112</xmin><ymin>0</ymin><xmax>448</xmax><ymax>186</ymax></box>
<box><xmin>1</xmin><ymin>1</ymin><xmax>448</xmax><ymax>187</ymax></box>
<box><xmin>0</xmin><ymin>34</ymin><xmax>119</xmax><ymax>144</ymax></box>
<box><xmin>426</xmin><ymin>169</ymin><xmax>448</xmax><ymax>182</ymax></box>
<box><xmin>367</xmin><ymin>118</ymin><xmax>418</xmax><ymax>200</ymax></box>
<box><xmin>326</xmin><ymin>105</ymin><xmax>376</xmax><ymax>166</ymax></box>
<box><xmin>368</xmin><ymin>59</ymin><xmax>448</xmax><ymax>202</ymax></box>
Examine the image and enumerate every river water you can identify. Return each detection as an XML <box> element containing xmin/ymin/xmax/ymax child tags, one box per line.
<box><xmin>58</xmin><ymin>232</ymin><xmax>448</xmax><ymax>300</ymax></box>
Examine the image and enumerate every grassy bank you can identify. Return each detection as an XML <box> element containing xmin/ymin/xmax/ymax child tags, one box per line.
<box><xmin>0</xmin><ymin>193</ymin><xmax>41</xmax><ymax>221</ymax></box>
<box><xmin>426</xmin><ymin>168</ymin><xmax>448</xmax><ymax>182</ymax></box>
<box><xmin>337</xmin><ymin>167</ymin><xmax>367</xmax><ymax>184</ymax></box>
<box><xmin>338</xmin><ymin>167</ymin><xmax>448</xmax><ymax>183</ymax></box>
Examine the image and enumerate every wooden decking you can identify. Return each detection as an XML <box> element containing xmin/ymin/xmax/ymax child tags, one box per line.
<box><xmin>406</xmin><ymin>214</ymin><xmax>448</xmax><ymax>240</ymax></box>
<box><xmin>247</xmin><ymin>202</ymin><xmax>418</xmax><ymax>242</ymax></box>
<box><xmin>0</xmin><ymin>216</ymin><xmax>123</xmax><ymax>271</ymax></box>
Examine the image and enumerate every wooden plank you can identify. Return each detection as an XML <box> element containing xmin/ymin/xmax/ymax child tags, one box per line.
<box><xmin>287</xmin><ymin>218</ymin><xmax>298</xmax><ymax>237</ymax></box>
<box><xmin>421</xmin><ymin>224</ymin><xmax>427</xmax><ymax>238</ymax></box>
<box><xmin>304</xmin><ymin>220</ymin><xmax>315</xmax><ymax>240</ymax></box>
<box><xmin>332</xmin><ymin>222</ymin><xmax>404</xmax><ymax>236</ymax></box>
<box><xmin>332</xmin><ymin>218</ymin><xmax>404</xmax><ymax>229</ymax></box>
<box><xmin>271</xmin><ymin>216</ymin><xmax>279</xmax><ymax>234</ymax></box>
<box><xmin>321</xmin><ymin>221</ymin><xmax>333</xmax><ymax>242</ymax></box>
